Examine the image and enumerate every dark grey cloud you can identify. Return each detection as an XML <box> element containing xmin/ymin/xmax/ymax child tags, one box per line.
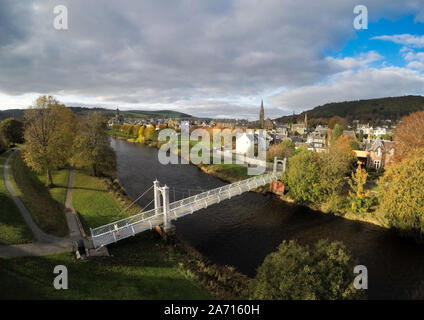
<box><xmin>0</xmin><ymin>0</ymin><xmax>423</xmax><ymax>118</ymax></box>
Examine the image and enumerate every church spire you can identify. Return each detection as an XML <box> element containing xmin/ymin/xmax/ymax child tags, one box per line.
<box><xmin>304</xmin><ymin>112</ymin><xmax>308</xmax><ymax>129</ymax></box>
<box><xmin>259</xmin><ymin>99</ymin><xmax>264</xmax><ymax>129</ymax></box>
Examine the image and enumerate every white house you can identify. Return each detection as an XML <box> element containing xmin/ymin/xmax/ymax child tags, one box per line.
<box><xmin>236</xmin><ymin>133</ymin><xmax>254</xmax><ymax>154</ymax></box>
<box><xmin>373</xmin><ymin>127</ymin><xmax>387</xmax><ymax>137</ymax></box>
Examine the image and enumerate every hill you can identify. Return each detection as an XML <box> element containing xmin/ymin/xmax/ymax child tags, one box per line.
<box><xmin>0</xmin><ymin>107</ymin><xmax>192</xmax><ymax>121</ymax></box>
<box><xmin>276</xmin><ymin>95</ymin><xmax>424</xmax><ymax>123</ymax></box>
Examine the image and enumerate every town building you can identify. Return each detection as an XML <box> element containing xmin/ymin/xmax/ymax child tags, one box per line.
<box><xmin>365</xmin><ymin>138</ymin><xmax>395</xmax><ymax>170</ymax></box>
<box><xmin>290</xmin><ymin>113</ymin><xmax>308</xmax><ymax>135</ymax></box>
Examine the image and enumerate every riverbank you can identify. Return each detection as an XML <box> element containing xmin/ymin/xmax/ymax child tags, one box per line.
<box><xmin>71</xmin><ymin>167</ymin><xmax>249</xmax><ymax>299</ymax></box>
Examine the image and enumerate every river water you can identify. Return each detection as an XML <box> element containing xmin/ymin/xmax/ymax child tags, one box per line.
<box><xmin>111</xmin><ymin>138</ymin><xmax>424</xmax><ymax>299</ymax></box>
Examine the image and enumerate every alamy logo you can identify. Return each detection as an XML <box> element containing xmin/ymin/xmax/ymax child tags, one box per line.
<box><xmin>53</xmin><ymin>5</ymin><xmax>68</xmax><ymax>30</ymax></box>
<box><xmin>53</xmin><ymin>265</ymin><xmax>68</xmax><ymax>290</ymax></box>
<box><xmin>353</xmin><ymin>5</ymin><xmax>368</xmax><ymax>30</ymax></box>
<box><xmin>353</xmin><ymin>265</ymin><xmax>368</xmax><ymax>290</ymax></box>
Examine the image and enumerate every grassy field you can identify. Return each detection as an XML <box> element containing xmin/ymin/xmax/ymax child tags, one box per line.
<box><xmin>10</xmin><ymin>151</ymin><xmax>68</xmax><ymax>237</ymax></box>
<box><xmin>72</xmin><ymin>168</ymin><xmax>133</xmax><ymax>230</ymax></box>
<box><xmin>0</xmin><ymin>165</ymin><xmax>213</xmax><ymax>299</ymax></box>
<box><xmin>37</xmin><ymin>169</ymin><xmax>69</xmax><ymax>206</ymax></box>
<box><xmin>0</xmin><ymin>232</ymin><xmax>211</xmax><ymax>299</ymax></box>
<box><xmin>198</xmin><ymin>163</ymin><xmax>249</xmax><ymax>183</ymax></box>
<box><xmin>0</xmin><ymin>150</ymin><xmax>33</xmax><ymax>244</ymax></box>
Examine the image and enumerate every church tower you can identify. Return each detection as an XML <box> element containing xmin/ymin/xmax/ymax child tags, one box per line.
<box><xmin>259</xmin><ymin>99</ymin><xmax>264</xmax><ymax>129</ymax></box>
<box><xmin>304</xmin><ymin>112</ymin><xmax>308</xmax><ymax>130</ymax></box>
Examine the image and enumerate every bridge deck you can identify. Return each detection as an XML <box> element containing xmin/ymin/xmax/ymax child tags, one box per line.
<box><xmin>91</xmin><ymin>172</ymin><xmax>279</xmax><ymax>248</ymax></box>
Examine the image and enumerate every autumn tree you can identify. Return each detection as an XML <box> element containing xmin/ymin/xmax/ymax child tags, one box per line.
<box><xmin>0</xmin><ymin>118</ymin><xmax>24</xmax><ymax>145</ymax></box>
<box><xmin>144</xmin><ymin>124</ymin><xmax>157</xmax><ymax>142</ymax></box>
<box><xmin>23</xmin><ymin>96</ymin><xmax>77</xmax><ymax>186</ymax></box>
<box><xmin>72</xmin><ymin>112</ymin><xmax>116</xmax><ymax>177</ymax></box>
<box><xmin>267</xmin><ymin>140</ymin><xmax>295</xmax><ymax>161</ymax></box>
<box><xmin>378</xmin><ymin>148</ymin><xmax>424</xmax><ymax>241</ymax></box>
<box><xmin>136</xmin><ymin>125</ymin><xmax>146</xmax><ymax>143</ymax></box>
<box><xmin>130</xmin><ymin>124</ymin><xmax>141</xmax><ymax>137</ymax></box>
<box><xmin>250</xmin><ymin>240</ymin><xmax>362</xmax><ymax>300</ymax></box>
<box><xmin>328</xmin><ymin>116</ymin><xmax>348</xmax><ymax>130</ymax></box>
<box><xmin>348</xmin><ymin>163</ymin><xmax>372</xmax><ymax>214</ymax></box>
<box><xmin>112</xmin><ymin>123</ymin><xmax>122</xmax><ymax>131</ymax></box>
<box><xmin>393</xmin><ymin>111</ymin><xmax>424</xmax><ymax>162</ymax></box>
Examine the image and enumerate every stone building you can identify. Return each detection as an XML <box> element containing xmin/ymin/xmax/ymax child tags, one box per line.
<box><xmin>365</xmin><ymin>138</ymin><xmax>395</xmax><ymax>170</ymax></box>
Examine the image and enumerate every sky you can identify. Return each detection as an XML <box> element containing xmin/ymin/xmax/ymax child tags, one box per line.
<box><xmin>0</xmin><ymin>0</ymin><xmax>423</xmax><ymax>120</ymax></box>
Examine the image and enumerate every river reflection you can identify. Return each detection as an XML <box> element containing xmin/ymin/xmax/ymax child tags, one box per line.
<box><xmin>112</xmin><ymin>138</ymin><xmax>424</xmax><ymax>299</ymax></box>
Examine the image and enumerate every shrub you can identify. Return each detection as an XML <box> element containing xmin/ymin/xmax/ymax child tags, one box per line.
<box><xmin>250</xmin><ymin>240</ymin><xmax>363</xmax><ymax>300</ymax></box>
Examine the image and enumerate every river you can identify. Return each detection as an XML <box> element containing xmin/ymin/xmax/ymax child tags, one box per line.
<box><xmin>111</xmin><ymin>138</ymin><xmax>424</xmax><ymax>299</ymax></box>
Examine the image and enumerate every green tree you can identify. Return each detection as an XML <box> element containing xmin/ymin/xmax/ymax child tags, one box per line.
<box><xmin>378</xmin><ymin>148</ymin><xmax>424</xmax><ymax>241</ymax></box>
<box><xmin>285</xmin><ymin>148</ymin><xmax>322</xmax><ymax>204</ymax></box>
<box><xmin>318</xmin><ymin>135</ymin><xmax>356</xmax><ymax>209</ymax></box>
<box><xmin>250</xmin><ymin>240</ymin><xmax>361</xmax><ymax>300</ymax></box>
<box><xmin>280</xmin><ymin>140</ymin><xmax>295</xmax><ymax>159</ymax></box>
<box><xmin>351</xmin><ymin>140</ymin><xmax>361</xmax><ymax>150</ymax></box>
<box><xmin>358</xmin><ymin>130</ymin><xmax>364</xmax><ymax>141</ymax></box>
<box><xmin>0</xmin><ymin>118</ymin><xmax>24</xmax><ymax>145</ymax></box>
<box><xmin>72</xmin><ymin>112</ymin><xmax>116</xmax><ymax>177</ymax></box>
<box><xmin>0</xmin><ymin>133</ymin><xmax>7</xmax><ymax>153</ymax></box>
<box><xmin>331</xmin><ymin>124</ymin><xmax>344</xmax><ymax>145</ymax></box>
<box><xmin>23</xmin><ymin>96</ymin><xmax>77</xmax><ymax>186</ymax></box>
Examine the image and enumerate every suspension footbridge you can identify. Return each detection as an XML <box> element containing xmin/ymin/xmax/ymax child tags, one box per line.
<box><xmin>90</xmin><ymin>158</ymin><xmax>286</xmax><ymax>249</ymax></box>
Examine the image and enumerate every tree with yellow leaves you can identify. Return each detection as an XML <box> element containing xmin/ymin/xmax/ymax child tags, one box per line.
<box><xmin>144</xmin><ymin>124</ymin><xmax>157</xmax><ymax>142</ymax></box>
<box><xmin>348</xmin><ymin>162</ymin><xmax>372</xmax><ymax>214</ymax></box>
<box><xmin>23</xmin><ymin>96</ymin><xmax>77</xmax><ymax>186</ymax></box>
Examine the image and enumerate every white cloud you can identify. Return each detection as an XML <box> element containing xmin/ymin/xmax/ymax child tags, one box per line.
<box><xmin>325</xmin><ymin>51</ymin><xmax>383</xmax><ymax>70</ymax></box>
<box><xmin>372</xmin><ymin>34</ymin><xmax>424</xmax><ymax>48</ymax></box>
<box><xmin>269</xmin><ymin>67</ymin><xmax>424</xmax><ymax>112</ymax></box>
<box><xmin>0</xmin><ymin>0</ymin><xmax>423</xmax><ymax>118</ymax></box>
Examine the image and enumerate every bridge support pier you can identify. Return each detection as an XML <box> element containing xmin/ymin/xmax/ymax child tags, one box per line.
<box><xmin>153</xmin><ymin>180</ymin><xmax>161</xmax><ymax>215</ymax></box>
<box><xmin>155</xmin><ymin>184</ymin><xmax>175</xmax><ymax>240</ymax></box>
<box><xmin>273</xmin><ymin>157</ymin><xmax>287</xmax><ymax>175</ymax></box>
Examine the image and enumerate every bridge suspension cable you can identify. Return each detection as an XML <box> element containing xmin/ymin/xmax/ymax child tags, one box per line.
<box><xmin>119</xmin><ymin>185</ymin><xmax>154</xmax><ymax>216</ymax></box>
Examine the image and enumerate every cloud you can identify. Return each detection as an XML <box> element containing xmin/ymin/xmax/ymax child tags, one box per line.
<box><xmin>269</xmin><ymin>67</ymin><xmax>424</xmax><ymax>112</ymax></box>
<box><xmin>372</xmin><ymin>34</ymin><xmax>424</xmax><ymax>48</ymax></box>
<box><xmin>0</xmin><ymin>0</ymin><xmax>423</xmax><ymax>119</ymax></box>
<box><xmin>325</xmin><ymin>51</ymin><xmax>383</xmax><ymax>70</ymax></box>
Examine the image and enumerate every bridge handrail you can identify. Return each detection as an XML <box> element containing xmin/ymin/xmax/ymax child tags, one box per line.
<box><xmin>168</xmin><ymin>173</ymin><xmax>277</xmax><ymax>218</ymax></box>
<box><xmin>92</xmin><ymin>211</ymin><xmax>165</xmax><ymax>238</ymax></box>
<box><xmin>91</xmin><ymin>172</ymin><xmax>279</xmax><ymax>238</ymax></box>
<box><xmin>91</xmin><ymin>206</ymin><xmax>160</xmax><ymax>236</ymax></box>
<box><xmin>168</xmin><ymin>173</ymin><xmax>275</xmax><ymax>210</ymax></box>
